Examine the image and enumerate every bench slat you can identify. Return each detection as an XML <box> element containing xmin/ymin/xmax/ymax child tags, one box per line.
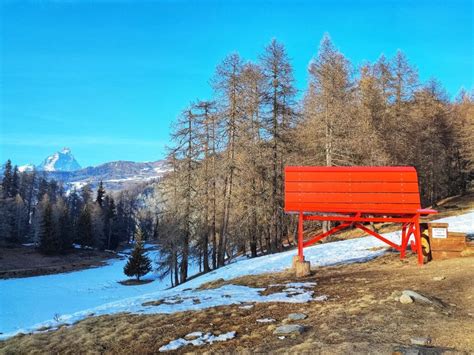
<box><xmin>286</xmin><ymin>171</ymin><xmax>418</xmax><ymax>183</ymax></box>
<box><xmin>285</xmin><ymin>181</ymin><xmax>420</xmax><ymax>193</ymax></box>
<box><xmin>286</xmin><ymin>192</ymin><xmax>420</xmax><ymax>204</ymax></box>
<box><xmin>285</xmin><ymin>202</ymin><xmax>421</xmax><ymax>214</ymax></box>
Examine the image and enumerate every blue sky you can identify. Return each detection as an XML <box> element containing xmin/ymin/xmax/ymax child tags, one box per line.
<box><xmin>1</xmin><ymin>0</ymin><xmax>472</xmax><ymax>167</ymax></box>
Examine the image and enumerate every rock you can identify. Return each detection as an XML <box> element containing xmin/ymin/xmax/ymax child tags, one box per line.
<box><xmin>410</xmin><ymin>336</ymin><xmax>432</xmax><ymax>346</ymax></box>
<box><xmin>287</xmin><ymin>313</ymin><xmax>308</xmax><ymax>320</ymax></box>
<box><xmin>433</xmin><ymin>276</ymin><xmax>445</xmax><ymax>281</ymax></box>
<box><xmin>399</xmin><ymin>294</ymin><xmax>414</xmax><ymax>304</ymax></box>
<box><xmin>402</xmin><ymin>290</ymin><xmax>448</xmax><ymax>310</ymax></box>
<box><xmin>402</xmin><ymin>290</ymin><xmax>432</xmax><ymax>305</ymax></box>
<box><xmin>273</xmin><ymin>324</ymin><xmax>305</xmax><ymax>335</ymax></box>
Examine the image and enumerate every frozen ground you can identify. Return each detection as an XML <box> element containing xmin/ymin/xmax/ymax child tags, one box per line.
<box><xmin>0</xmin><ymin>211</ymin><xmax>472</xmax><ymax>340</ymax></box>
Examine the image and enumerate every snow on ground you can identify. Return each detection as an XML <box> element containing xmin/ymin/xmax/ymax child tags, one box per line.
<box><xmin>159</xmin><ymin>331</ymin><xmax>236</xmax><ymax>352</ymax></box>
<box><xmin>0</xmin><ymin>211</ymin><xmax>472</xmax><ymax>340</ymax></box>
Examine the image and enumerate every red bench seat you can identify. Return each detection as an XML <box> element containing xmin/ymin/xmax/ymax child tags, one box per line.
<box><xmin>284</xmin><ymin>166</ymin><xmax>437</xmax><ymax>265</ymax></box>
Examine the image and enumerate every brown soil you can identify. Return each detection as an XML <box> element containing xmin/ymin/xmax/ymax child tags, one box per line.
<box><xmin>1</xmin><ymin>253</ymin><xmax>473</xmax><ymax>354</ymax></box>
<box><xmin>0</xmin><ymin>246</ymin><xmax>123</xmax><ymax>279</ymax></box>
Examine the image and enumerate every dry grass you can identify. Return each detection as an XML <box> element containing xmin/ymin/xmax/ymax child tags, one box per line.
<box><xmin>2</xmin><ymin>254</ymin><xmax>473</xmax><ymax>354</ymax></box>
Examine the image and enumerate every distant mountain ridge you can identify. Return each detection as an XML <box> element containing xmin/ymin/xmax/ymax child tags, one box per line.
<box><xmin>17</xmin><ymin>149</ymin><xmax>168</xmax><ymax>192</ymax></box>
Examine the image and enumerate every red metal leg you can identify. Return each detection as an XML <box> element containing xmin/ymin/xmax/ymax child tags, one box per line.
<box><xmin>414</xmin><ymin>215</ymin><xmax>424</xmax><ymax>265</ymax></box>
<box><xmin>298</xmin><ymin>212</ymin><xmax>304</xmax><ymax>262</ymax></box>
<box><xmin>400</xmin><ymin>223</ymin><xmax>408</xmax><ymax>259</ymax></box>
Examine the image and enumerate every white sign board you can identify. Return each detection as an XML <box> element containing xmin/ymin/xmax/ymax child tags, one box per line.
<box><xmin>432</xmin><ymin>227</ymin><xmax>447</xmax><ymax>239</ymax></box>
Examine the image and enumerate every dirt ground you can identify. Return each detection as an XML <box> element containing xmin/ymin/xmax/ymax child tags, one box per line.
<box><xmin>0</xmin><ymin>246</ymin><xmax>123</xmax><ymax>279</ymax></box>
<box><xmin>1</xmin><ymin>253</ymin><xmax>473</xmax><ymax>354</ymax></box>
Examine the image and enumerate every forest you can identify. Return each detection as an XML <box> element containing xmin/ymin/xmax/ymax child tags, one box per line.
<box><xmin>1</xmin><ymin>35</ymin><xmax>473</xmax><ymax>286</ymax></box>
<box><xmin>0</xmin><ymin>161</ymin><xmax>149</xmax><ymax>254</ymax></box>
<box><xmin>155</xmin><ymin>35</ymin><xmax>473</xmax><ymax>285</ymax></box>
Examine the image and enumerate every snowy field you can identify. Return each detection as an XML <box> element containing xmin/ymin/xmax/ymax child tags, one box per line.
<box><xmin>0</xmin><ymin>211</ymin><xmax>472</xmax><ymax>340</ymax></box>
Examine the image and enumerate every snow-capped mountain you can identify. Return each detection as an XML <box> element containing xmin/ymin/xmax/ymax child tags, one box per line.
<box><xmin>10</xmin><ymin>149</ymin><xmax>169</xmax><ymax>192</ymax></box>
<box><xmin>51</xmin><ymin>160</ymin><xmax>169</xmax><ymax>192</ymax></box>
<box><xmin>37</xmin><ymin>147</ymin><xmax>81</xmax><ymax>172</ymax></box>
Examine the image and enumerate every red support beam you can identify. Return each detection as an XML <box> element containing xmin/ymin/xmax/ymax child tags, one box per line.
<box><xmin>353</xmin><ymin>223</ymin><xmax>402</xmax><ymax>251</ymax></box>
<box><xmin>302</xmin><ymin>222</ymin><xmax>353</xmax><ymax>248</ymax></box>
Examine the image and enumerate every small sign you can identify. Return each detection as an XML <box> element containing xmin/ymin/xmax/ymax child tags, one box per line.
<box><xmin>432</xmin><ymin>228</ymin><xmax>447</xmax><ymax>239</ymax></box>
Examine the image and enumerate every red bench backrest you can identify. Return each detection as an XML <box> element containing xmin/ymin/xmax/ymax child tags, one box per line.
<box><xmin>284</xmin><ymin>166</ymin><xmax>421</xmax><ymax>214</ymax></box>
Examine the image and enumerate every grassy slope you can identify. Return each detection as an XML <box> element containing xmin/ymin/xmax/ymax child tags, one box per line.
<box><xmin>1</xmin><ymin>192</ymin><xmax>473</xmax><ymax>354</ymax></box>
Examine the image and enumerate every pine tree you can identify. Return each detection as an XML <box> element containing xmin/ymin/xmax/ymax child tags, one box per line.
<box><xmin>81</xmin><ymin>184</ymin><xmax>93</xmax><ymax>204</ymax></box>
<box><xmin>2</xmin><ymin>160</ymin><xmax>13</xmax><ymax>198</ymax></box>
<box><xmin>39</xmin><ymin>195</ymin><xmax>61</xmax><ymax>254</ymax></box>
<box><xmin>123</xmin><ymin>229</ymin><xmax>152</xmax><ymax>280</ymax></box>
<box><xmin>96</xmin><ymin>181</ymin><xmax>105</xmax><ymax>207</ymax></box>
<box><xmin>54</xmin><ymin>198</ymin><xmax>73</xmax><ymax>251</ymax></box>
<box><xmin>11</xmin><ymin>166</ymin><xmax>19</xmax><ymax>198</ymax></box>
<box><xmin>103</xmin><ymin>195</ymin><xmax>119</xmax><ymax>250</ymax></box>
<box><xmin>77</xmin><ymin>204</ymin><xmax>93</xmax><ymax>247</ymax></box>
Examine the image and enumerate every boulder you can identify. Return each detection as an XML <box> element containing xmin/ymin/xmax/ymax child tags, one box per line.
<box><xmin>273</xmin><ymin>324</ymin><xmax>305</xmax><ymax>335</ymax></box>
<box><xmin>410</xmin><ymin>336</ymin><xmax>431</xmax><ymax>346</ymax></box>
<box><xmin>399</xmin><ymin>294</ymin><xmax>414</xmax><ymax>304</ymax></box>
<box><xmin>287</xmin><ymin>313</ymin><xmax>308</xmax><ymax>320</ymax></box>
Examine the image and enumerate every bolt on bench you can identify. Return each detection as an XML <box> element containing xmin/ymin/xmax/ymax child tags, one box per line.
<box><xmin>284</xmin><ymin>166</ymin><xmax>437</xmax><ymax>268</ymax></box>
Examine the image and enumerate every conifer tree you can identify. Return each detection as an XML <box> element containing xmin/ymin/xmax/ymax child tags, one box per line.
<box><xmin>77</xmin><ymin>204</ymin><xmax>93</xmax><ymax>247</ymax></box>
<box><xmin>96</xmin><ymin>181</ymin><xmax>105</xmax><ymax>207</ymax></box>
<box><xmin>11</xmin><ymin>166</ymin><xmax>19</xmax><ymax>198</ymax></box>
<box><xmin>39</xmin><ymin>195</ymin><xmax>61</xmax><ymax>254</ymax></box>
<box><xmin>2</xmin><ymin>160</ymin><xmax>13</xmax><ymax>198</ymax></box>
<box><xmin>124</xmin><ymin>228</ymin><xmax>152</xmax><ymax>281</ymax></box>
<box><xmin>81</xmin><ymin>184</ymin><xmax>93</xmax><ymax>204</ymax></box>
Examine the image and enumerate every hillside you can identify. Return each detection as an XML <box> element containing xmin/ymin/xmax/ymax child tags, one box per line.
<box><xmin>1</xmin><ymin>211</ymin><xmax>473</xmax><ymax>353</ymax></box>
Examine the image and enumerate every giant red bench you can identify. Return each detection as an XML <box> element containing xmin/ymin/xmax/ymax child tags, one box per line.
<box><xmin>284</xmin><ymin>166</ymin><xmax>437</xmax><ymax>265</ymax></box>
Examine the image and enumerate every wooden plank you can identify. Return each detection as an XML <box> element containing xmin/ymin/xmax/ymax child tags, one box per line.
<box><xmin>284</xmin><ymin>201</ymin><xmax>420</xmax><ymax>213</ymax></box>
<box><xmin>285</xmin><ymin>192</ymin><xmax>420</xmax><ymax>204</ymax></box>
<box><xmin>285</xmin><ymin>166</ymin><xmax>416</xmax><ymax>173</ymax></box>
<box><xmin>430</xmin><ymin>233</ymin><xmax>467</xmax><ymax>252</ymax></box>
<box><xmin>285</xmin><ymin>171</ymin><xmax>419</xmax><ymax>183</ymax></box>
<box><xmin>285</xmin><ymin>181</ymin><xmax>420</xmax><ymax>193</ymax></box>
<box><xmin>431</xmin><ymin>250</ymin><xmax>463</xmax><ymax>260</ymax></box>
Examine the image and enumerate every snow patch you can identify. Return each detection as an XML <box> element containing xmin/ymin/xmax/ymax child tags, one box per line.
<box><xmin>256</xmin><ymin>318</ymin><xmax>276</xmax><ymax>323</ymax></box>
<box><xmin>1</xmin><ymin>211</ymin><xmax>472</xmax><ymax>340</ymax></box>
<box><xmin>159</xmin><ymin>331</ymin><xmax>236</xmax><ymax>352</ymax></box>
